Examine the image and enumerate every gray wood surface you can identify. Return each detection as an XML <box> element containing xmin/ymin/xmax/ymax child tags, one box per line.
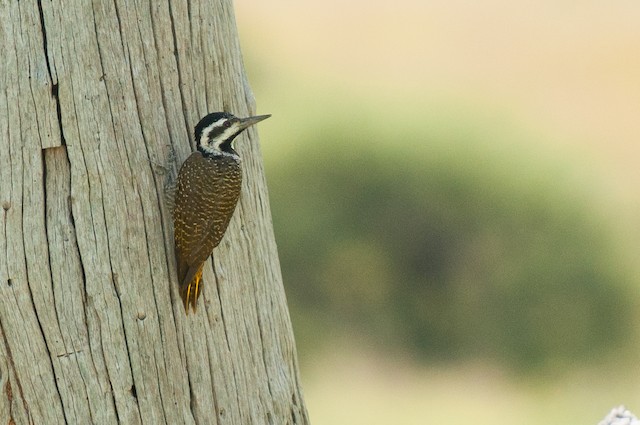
<box><xmin>0</xmin><ymin>1</ymin><xmax>309</xmax><ymax>424</ymax></box>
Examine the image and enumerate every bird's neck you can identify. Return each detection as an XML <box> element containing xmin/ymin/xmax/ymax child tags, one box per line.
<box><xmin>197</xmin><ymin>145</ymin><xmax>240</xmax><ymax>162</ymax></box>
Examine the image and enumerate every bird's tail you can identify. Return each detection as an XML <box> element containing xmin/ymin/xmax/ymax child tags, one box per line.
<box><xmin>180</xmin><ymin>266</ymin><xmax>203</xmax><ymax>314</ymax></box>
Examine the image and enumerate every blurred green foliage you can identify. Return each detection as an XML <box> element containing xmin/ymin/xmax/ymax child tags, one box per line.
<box><xmin>263</xmin><ymin>110</ymin><xmax>635</xmax><ymax>373</ymax></box>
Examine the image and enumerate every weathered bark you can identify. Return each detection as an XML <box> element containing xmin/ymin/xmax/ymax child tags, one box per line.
<box><xmin>0</xmin><ymin>1</ymin><xmax>309</xmax><ymax>424</ymax></box>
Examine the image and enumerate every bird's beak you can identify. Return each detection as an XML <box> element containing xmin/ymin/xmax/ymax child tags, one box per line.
<box><xmin>238</xmin><ymin>114</ymin><xmax>271</xmax><ymax>130</ymax></box>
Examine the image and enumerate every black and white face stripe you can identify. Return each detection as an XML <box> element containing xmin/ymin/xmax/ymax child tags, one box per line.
<box><xmin>193</xmin><ymin>112</ymin><xmax>271</xmax><ymax>158</ymax></box>
<box><xmin>199</xmin><ymin>118</ymin><xmax>238</xmax><ymax>150</ymax></box>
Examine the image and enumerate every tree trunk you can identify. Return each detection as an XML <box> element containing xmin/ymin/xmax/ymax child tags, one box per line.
<box><xmin>0</xmin><ymin>1</ymin><xmax>309</xmax><ymax>424</ymax></box>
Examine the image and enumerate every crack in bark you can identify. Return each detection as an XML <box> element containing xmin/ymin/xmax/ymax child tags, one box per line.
<box><xmin>66</xmin><ymin>169</ymin><xmax>90</xmax><ymax>329</ymax></box>
<box><xmin>39</xmin><ymin>148</ymin><xmax>72</xmax><ymax>424</ymax></box>
<box><xmin>137</xmin><ymin>185</ymin><xmax>171</xmax><ymax>425</ymax></box>
<box><xmin>150</xmin><ymin>348</ymin><xmax>169</xmax><ymax>425</ymax></box>
<box><xmin>43</xmin><ymin>146</ymin><xmax>102</xmax><ymax>422</ymax></box>
<box><xmin>211</xmin><ymin>264</ymin><xmax>246</xmax><ymax>423</ymax></box>
<box><xmin>204</xmin><ymin>335</ymin><xmax>221</xmax><ymax>425</ymax></box>
<box><xmin>147</xmin><ymin>3</ymin><xmax>184</xmax><ymax>300</ymax></box>
<box><xmin>66</xmin><ymin>83</ymin><xmax>93</xmax><ymax>317</ymax></box>
<box><xmin>22</xmin><ymin>273</ymin><xmax>67</xmax><ymax>424</ymax></box>
<box><xmin>2</xmin><ymin>217</ymin><xmax>9</xmax><ymax>291</ymax></box>
<box><xmin>91</xmin><ymin>0</ymin><xmax>133</xmax><ymax>181</ymax></box>
<box><xmin>166</xmin><ymin>0</ymin><xmax>190</xmax><ymax>137</ymax></box>
<box><xmin>6</xmin><ymin>129</ymin><xmax>24</xmax><ymax>415</ymax></box>
<box><xmin>98</xmin><ymin>185</ymin><xmax>143</xmax><ymax>421</ymax></box>
<box><xmin>0</xmin><ymin>318</ymin><xmax>31</xmax><ymax>423</ymax></box>
<box><xmin>212</xmin><ymin>265</ymin><xmax>232</xmax><ymax>353</ymax></box>
<box><xmin>147</xmin><ymin>1</ymin><xmax>172</xmax><ymax>149</ymax></box>
<box><xmin>93</xmin><ymin>142</ymin><xmax>142</xmax><ymax>421</ymax></box>
<box><xmin>36</xmin><ymin>0</ymin><xmax>66</xmax><ymax>146</ymax></box>
<box><xmin>3</xmin><ymin>77</ymin><xmax>15</xmax><ymax>285</ymax></box>
<box><xmin>253</xmin><ymin>292</ymin><xmax>274</xmax><ymax>398</ymax></box>
<box><xmin>5</xmin><ymin>379</ymin><xmax>15</xmax><ymax>424</ymax></box>
<box><xmin>93</xmin><ymin>304</ymin><xmax>122</xmax><ymax>424</ymax></box>
<box><xmin>17</xmin><ymin>133</ymin><xmax>65</xmax><ymax>424</ymax></box>
<box><xmin>55</xmin><ymin>350</ymin><xmax>84</xmax><ymax>359</ymax></box>
<box><xmin>181</xmin><ymin>330</ymin><xmax>197</xmax><ymax>423</ymax></box>
<box><xmin>111</xmin><ymin>0</ymin><xmax>126</xmax><ymax>56</ymax></box>
<box><xmin>246</xmin><ymin>240</ymin><xmax>275</xmax><ymax>400</ymax></box>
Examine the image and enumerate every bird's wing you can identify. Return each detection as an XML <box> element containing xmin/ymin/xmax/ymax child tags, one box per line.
<box><xmin>174</xmin><ymin>153</ymin><xmax>214</xmax><ymax>284</ymax></box>
<box><xmin>173</xmin><ymin>153</ymin><xmax>242</xmax><ymax>286</ymax></box>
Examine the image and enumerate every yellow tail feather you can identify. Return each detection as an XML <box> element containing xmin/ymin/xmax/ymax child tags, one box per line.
<box><xmin>181</xmin><ymin>267</ymin><xmax>203</xmax><ymax>314</ymax></box>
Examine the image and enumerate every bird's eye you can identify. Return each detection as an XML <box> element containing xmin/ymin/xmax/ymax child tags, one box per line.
<box><xmin>223</xmin><ymin>120</ymin><xmax>231</xmax><ymax>128</ymax></box>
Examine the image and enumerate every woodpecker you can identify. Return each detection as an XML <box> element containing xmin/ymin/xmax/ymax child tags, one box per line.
<box><xmin>173</xmin><ymin>112</ymin><xmax>270</xmax><ymax>314</ymax></box>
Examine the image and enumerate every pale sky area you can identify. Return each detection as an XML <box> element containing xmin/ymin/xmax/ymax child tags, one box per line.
<box><xmin>236</xmin><ymin>0</ymin><xmax>640</xmax><ymax>203</ymax></box>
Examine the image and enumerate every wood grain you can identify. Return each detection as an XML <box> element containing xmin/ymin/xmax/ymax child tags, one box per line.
<box><xmin>0</xmin><ymin>1</ymin><xmax>309</xmax><ymax>423</ymax></box>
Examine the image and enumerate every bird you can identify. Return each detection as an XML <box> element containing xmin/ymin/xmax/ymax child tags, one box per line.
<box><xmin>173</xmin><ymin>112</ymin><xmax>270</xmax><ymax>314</ymax></box>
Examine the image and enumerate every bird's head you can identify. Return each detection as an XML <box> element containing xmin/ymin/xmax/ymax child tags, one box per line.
<box><xmin>194</xmin><ymin>112</ymin><xmax>271</xmax><ymax>158</ymax></box>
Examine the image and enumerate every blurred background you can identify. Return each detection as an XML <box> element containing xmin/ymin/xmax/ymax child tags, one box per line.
<box><xmin>234</xmin><ymin>1</ymin><xmax>640</xmax><ymax>423</ymax></box>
